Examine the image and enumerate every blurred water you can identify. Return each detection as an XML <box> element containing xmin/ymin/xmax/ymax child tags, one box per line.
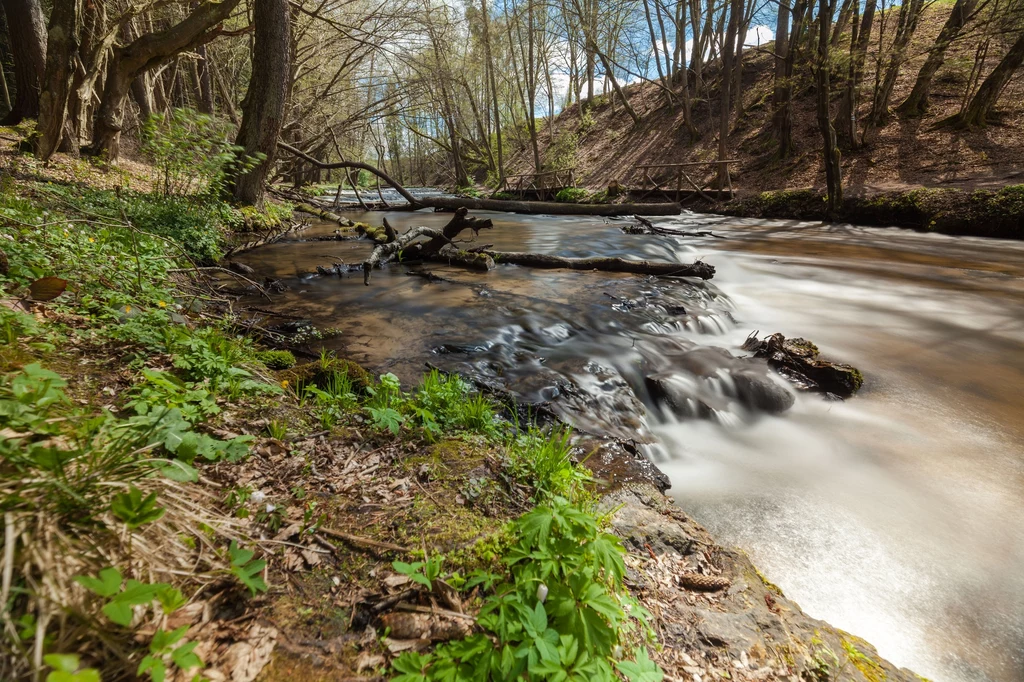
<box><xmin>241</xmin><ymin>209</ymin><xmax>1024</xmax><ymax>682</ymax></box>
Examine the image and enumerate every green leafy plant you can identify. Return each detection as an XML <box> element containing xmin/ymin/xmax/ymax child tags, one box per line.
<box><xmin>111</xmin><ymin>486</ymin><xmax>166</xmax><ymax>529</ymax></box>
<box><xmin>391</xmin><ymin>498</ymin><xmax>659</xmax><ymax>682</ymax></box>
<box><xmin>43</xmin><ymin>654</ymin><xmax>100</xmax><ymax>682</ymax></box>
<box><xmin>257</xmin><ymin>349</ymin><xmax>296</xmax><ymax>370</ymax></box>
<box><xmin>140</xmin><ymin>108</ymin><xmax>261</xmax><ymax>198</ymax></box>
<box><xmin>229</xmin><ymin>541</ymin><xmax>269</xmax><ymax>596</ymax></box>
<box><xmin>393</xmin><ymin>552</ymin><xmax>447</xmax><ymax>590</ymax></box>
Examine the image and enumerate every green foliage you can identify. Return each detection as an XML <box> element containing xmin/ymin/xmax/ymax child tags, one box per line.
<box><xmin>44</xmin><ymin>654</ymin><xmax>101</xmax><ymax>682</ymax></box>
<box><xmin>76</xmin><ymin>567</ymin><xmax>202</xmax><ymax>681</ymax></box>
<box><xmin>554</xmin><ymin>188</ymin><xmax>588</xmax><ymax>203</ymax></box>
<box><xmin>141</xmin><ymin>108</ymin><xmax>261</xmax><ymax>198</ymax></box>
<box><xmin>110</xmin><ymin>485</ymin><xmax>166</xmax><ymax>529</ymax></box>
<box><xmin>544</xmin><ymin>130</ymin><xmax>579</xmax><ymax>171</ymax></box>
<box><xmin>391</xmin><ymin>497</ymin><xmax>659</xmax><ymax>682</ymax></box>
<box><xmin>506</xmin><ymin>426</ymin><xmax>587</xmax><ymax>500</ymax></box>
<box><xmin>229</xmin><ymin>541</ymin><xmax>269</xmax><ymax>596</ymax></box>
<box><xmin>490</xmin><ymin>191</ymin><xmax>516</xmax><ymax>200</ymax></box>
<box><xmin>393</xmin><ymin>552</ymin><xmax>447</xmax><ymax>590</ymax></box>
<box><xmin>257</xmin><ymin>349</ymin><xmax>296</xmax><ymax>369</ymax></box>
<box><xmin>126</xmin><ymin>370</ymin><xmax>221</xmax><ymax>424</ymax></box>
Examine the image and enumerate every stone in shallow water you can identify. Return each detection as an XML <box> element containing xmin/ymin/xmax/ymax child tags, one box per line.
<box><xmin>742</xmin><ymin>332</ymin><xmax>864</xmax><ymax>399</ymax></box>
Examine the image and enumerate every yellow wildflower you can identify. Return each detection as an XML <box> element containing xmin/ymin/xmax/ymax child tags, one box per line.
<box><xmin>88</xmin><ymin>237</ymin><xmax>95</xmax><ymax>243</ymax></box>
<box><xmin>281</xmin><ymin>380</ymin><xmax>290</xmax><ymax>390</ymax></box>
<box><xmin>158</xmin><ymin>301</ymin><xmax>167</xmax><ymax>308</ymax></box>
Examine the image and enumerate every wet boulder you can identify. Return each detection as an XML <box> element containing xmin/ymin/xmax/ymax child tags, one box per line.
<box><xmin>732</xmin><ymin>370</ymin><xmax>796</xmax><ymax>414</ymax></box>
<box><xmin>742</xmin><ymin>332</ymin><xmax>864</xmax><ymax>398</ymax></box>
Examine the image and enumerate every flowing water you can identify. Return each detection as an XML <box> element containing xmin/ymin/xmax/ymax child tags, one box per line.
<box><xmin>240</xmin><ymin>208</ymin><xmax>1024</xmax><ymax>682</ymax></box>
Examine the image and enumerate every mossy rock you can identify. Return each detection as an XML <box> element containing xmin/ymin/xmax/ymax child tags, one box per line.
<box><xmin>256</xmin><ymin>350</ymin><xmax>296</xmax><ymax>370</ymax></box>
<box><xmin>282</xmin><ymin>357</ymin><xmax>374</xmax><ymax>394</ymax></box>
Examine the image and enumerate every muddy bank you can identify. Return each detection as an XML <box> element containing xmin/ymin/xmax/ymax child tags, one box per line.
<box><xmin>698</xmin><ymin>185</ymin><xmax>1024</xmax><ymax>238</ymax></box>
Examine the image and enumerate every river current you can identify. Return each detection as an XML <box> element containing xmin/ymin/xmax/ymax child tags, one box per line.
<box><xmin>240</xmin><ymin>208</ymin><xmax>1024</xmax><ymax>682</ymax></box>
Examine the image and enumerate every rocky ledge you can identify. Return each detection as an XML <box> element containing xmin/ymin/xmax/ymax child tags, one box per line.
<box><xmin>604</xmin><ymin>484</ymin><xmax>920</xmax><ymax>682</ymax></box>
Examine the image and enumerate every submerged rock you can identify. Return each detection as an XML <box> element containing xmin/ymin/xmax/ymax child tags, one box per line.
<box><xmin>743</xmin><ymin>332</ymin><xmax>864</xmax><ymax>398</ymax></box>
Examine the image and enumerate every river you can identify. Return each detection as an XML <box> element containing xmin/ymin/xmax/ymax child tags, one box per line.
<box><xmin>239</xmin><ymin>208</ymin><xmax>1024</xmax><ymax>682</ymax></box>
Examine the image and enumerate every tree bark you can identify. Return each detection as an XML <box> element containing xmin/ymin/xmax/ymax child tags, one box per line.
<box><xmin>35</xmin><ymin>0</ymin><xmax>82</xmax><ymax>161</ymax></box>
<box><xmin>864</xmin><ymin>0</ymin><xmax>924</xmax><ymax>137</ymax></box>
<box><xmin>718</xmin><ymin>0</ymin><xmax>742</xmax><ymax>188</ymax></box>
<box><xmin>230</xmin><ymin>0</ymin><xmax>291</xmax><ymax>205</ymax></box>
<box><xmin>953</xmin><ymin>28</ymin><xmax>1024</xmax><ymax>127</ymax></box>
<box><xmin>817</xmin><ymin>0</ymin><xmax>842</xmax><ymax>217</ymax></box>
<box><xmin>897</xmin><ymin>0</ymin><xmax>978</xmax><ymax>116</ymax></box>
<box><xmin>196</xmin><ymin>44</ymin><xmax>215</xmax><ymax>114</ymax></box>
<box><xmin>87</xmin><ymin>0</ymin><xmax>242</xmax><ymax>160</ymax></box>
<box><xmin>0</xmin><ymin>0</ymin><xmax>46</xmax><ymax>124</ymax></box>
<box><xmin>834</xmin><ymin>0</ymin><xmax>875</xmax><ymax>148</ymax></box>
<box><xmin>774</xmin><ymin>0</ymin><xmax>808</xmax><ymax>158</ymax></box>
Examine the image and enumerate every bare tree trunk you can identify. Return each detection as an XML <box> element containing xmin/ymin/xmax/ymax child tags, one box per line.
<box><xmin>1</xmin><ymin>0</ymin><xmax>46</xmax><ymax>124</ymax></box>
<box><xmin>718</xmin><ymin>0</ymin><xmax>741</xmax><ymax>188</ymax></box>
<box><xmin>131</xmin><ymin>74</ymin><xmax>154</xmax><ymax>120</ymax></box>
<box><xmin>196</xmin><ymin>44</ymin><xmax>214</xmax><ymax>114</ymax></box>
<box><xmin>643</xmin><ymin>0</ymin><xmax>673</xmax><ymax>109</ymax></box>
<box><xmin>481</xmin><ymin>0</ymin><xmax>504</xmax><ymax>186</ymax></box>
<box><xmin>897</xmin><ymin>0</ymin><xmax>978</xmax><ymax>116</ymax></box>
<box><xmin>596</xmin><ymin>49</ymin><xmax>640</xmax><ymax>124</ymax></box>
<box><xmin>774</xmin><ymin>0</ymin><xmax>806</xmax><ymax>157</ymax></box>
<box><xmin>36</xmin><ymin>0</ymin><xmax>82</xmax><ymax>160</ymax></box>
<box><xmin>231</xmin><ymin>0</ymin><xmax>291</xmax><ymax>205</ymax></box>
<box><xmin>953</xmin><ymin>28</ymin><xmax>1024</xmax><ymax>127</ymax></box>
<box><xmin>864</xmin><ymin>0</ymin><xmax>924</xmax><ymax>138</ymax></box>
<box><xmin>817</xmin><ymin>0</ymin><xmax>842</xmax><ymax>217</ymax></box>
<box><xmin>834</xmin><ymin>0</ymin><xmax>875</xmax><ymax>148</ymax></box>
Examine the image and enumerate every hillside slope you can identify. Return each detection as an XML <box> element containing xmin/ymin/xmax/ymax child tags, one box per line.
<box><xmin>509</xmin><ymin>7</ymin><xmax>1024</xmax><ymax>195</ymax></box>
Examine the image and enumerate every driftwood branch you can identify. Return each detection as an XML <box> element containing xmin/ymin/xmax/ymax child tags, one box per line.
<box><xmin>362</xmin><ymin>226</ymin><xmax>447</xmax><ymax>284</ymax></box>
<box><xmin>361</xmin><ymin>208</ymin><xmax>495</xmax><ymax>284</ymax></box>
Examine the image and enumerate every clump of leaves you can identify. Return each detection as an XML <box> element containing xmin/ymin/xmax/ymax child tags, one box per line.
<box><xmin>391</xmin><ymin>497</ymin><xmax>660</xmax><ymax>682</ymax></box>
<box><xmin>76</xmin><ymin>567</ymin><xmax>203</xmax><ymax>681</ymax></box>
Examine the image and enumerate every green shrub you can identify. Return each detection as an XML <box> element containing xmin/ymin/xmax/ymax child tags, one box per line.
<box><xmin>141</xmin><ymin>108</ymin><xmax>261</xmax><ymax>198</ymax></box>
<box><xmin>554</xmin><ymin>187</ymin><xmax>588</xmax><ymax>203</ymax></box>
<box><xmin>391</xmin><ymin>497</ymin><xmax>660</xmax><ymax>682</ymax></box>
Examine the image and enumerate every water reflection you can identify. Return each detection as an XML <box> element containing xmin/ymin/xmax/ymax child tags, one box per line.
<box><xmin>239</xmin><ymin>209</ymin><xmax>1024</xmax><ymax>682</ymax></box>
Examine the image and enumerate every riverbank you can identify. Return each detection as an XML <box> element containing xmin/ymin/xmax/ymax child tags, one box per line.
<box><xmin>0</xmin><ymin>145</ymin><xmax>920</xmax><ymax>682</ymax></box>
<box><xmin>694</xmin><ymin>185</ymin><xmax>1024</xmax><ymax>239</ymax></box>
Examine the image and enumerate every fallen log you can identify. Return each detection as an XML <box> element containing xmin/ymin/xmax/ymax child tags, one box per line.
<box><xmin>416</xmin><ymin>195</ymin><xmax>681</xmax><ymax>217</ymax></box>
<box><xmin>276</xmin><ymin>144</ymin><xmax>681</xmax><ymax>217</ymax></box>
<box><xmin>483</xmin><ymin>251</ymin><xmax>715</xmax><ymax>280</ymax></box>
<box><xmin>293</xmin><ymin>202</ymin><xmax>356</xmax><ymax>227</ymax></box>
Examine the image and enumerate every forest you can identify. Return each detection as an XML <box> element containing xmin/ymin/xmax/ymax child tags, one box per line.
<box><xmin>1</xmin><ymin>0</ymin><xmax>1024</xmax><ymax>681</ymax></box>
